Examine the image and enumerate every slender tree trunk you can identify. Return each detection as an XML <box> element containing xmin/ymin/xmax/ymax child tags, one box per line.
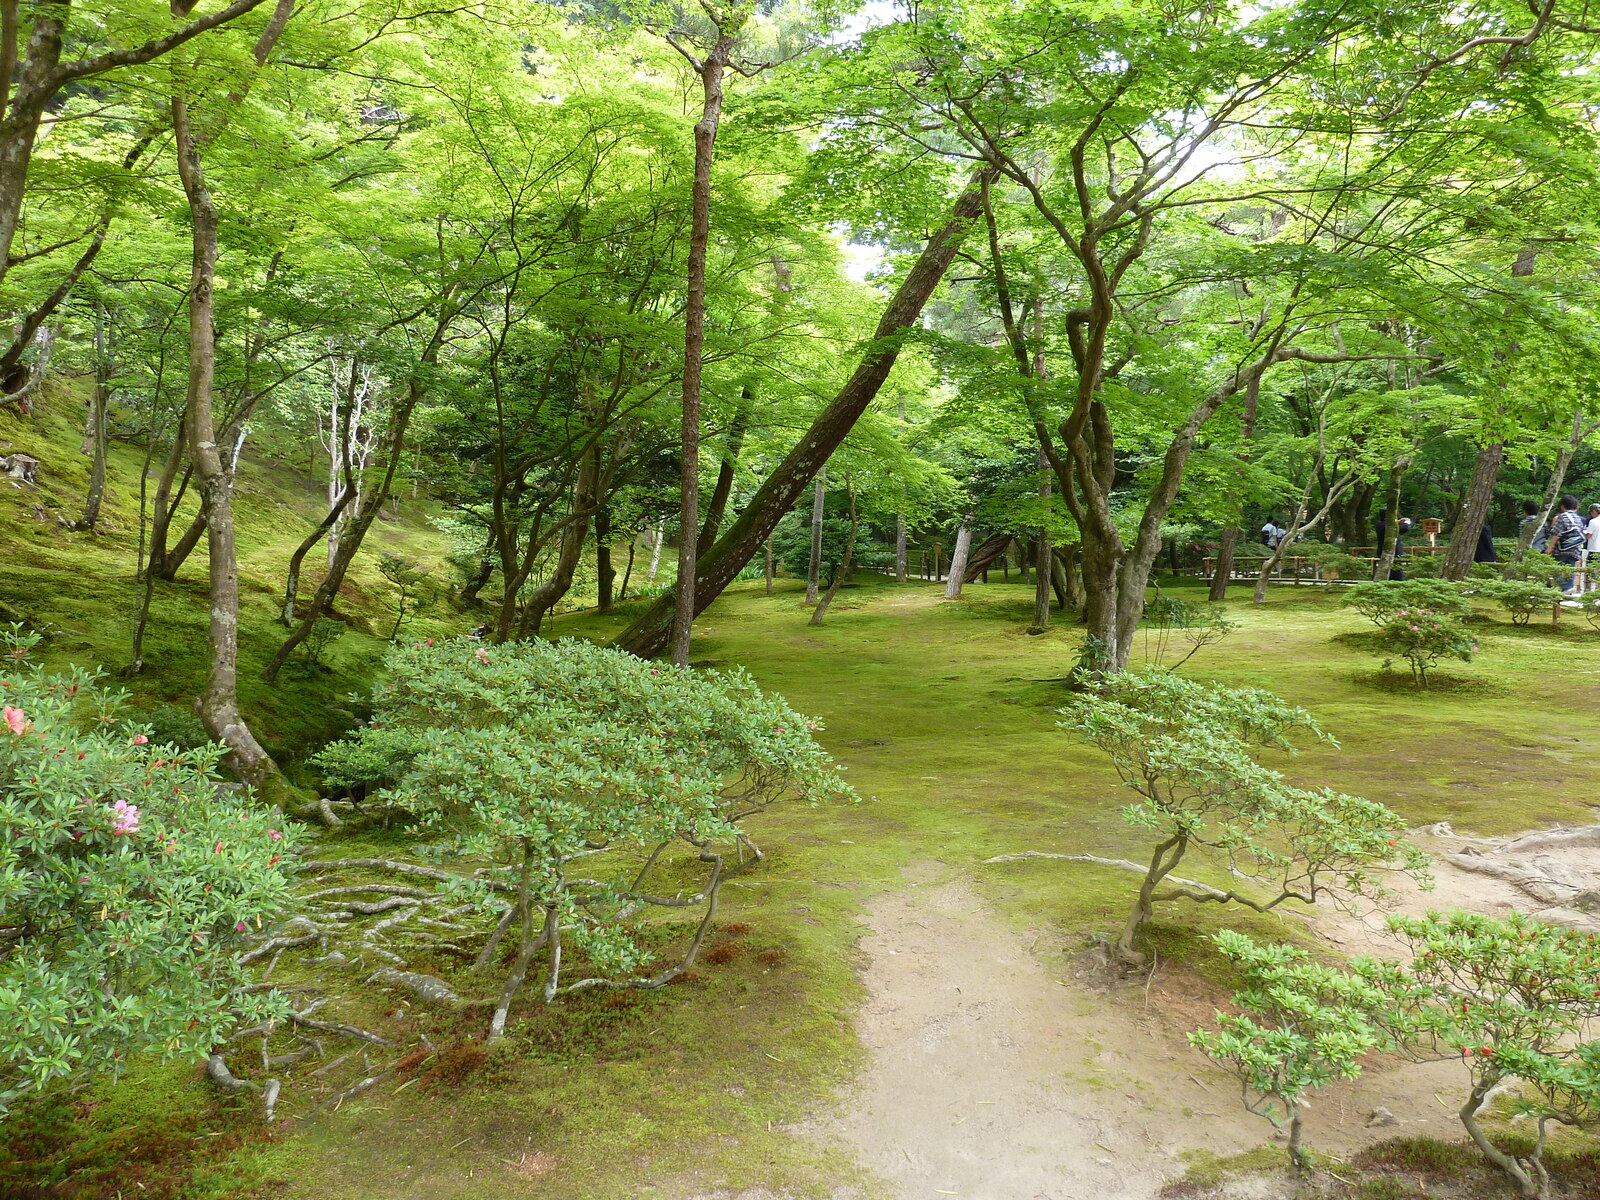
<box><xmin>595</xmin><ymin>504</ymin><xmax>615</xmax><ymax>613</ymax></box>
<box><xmin>1374</xmin><ymin>459</ymin><xmax>1412</xmax><ymax>582</ymax></box>
<box><xmin>1208</xmin><ymin>375</ymin><xmax>1262</xmax><ymax>600</ymax></box>
<box><xmin>279</xmin><ymin>483</ymin><xmax>357</xmax><ymax>624</ymax></box>
<box><xmin>75</xmin><ymin>308</ymin><xmax>110</xmax><ymax>530</ymax></box>
<box><xmin>809</xmin><ymin>490</ymin><xmax>857</xmax><ymax>626</ymax></box>
<box><xmin>699</xmin><ymin>398</ymin><xmax>746</xmax><ymax>547</ymax></box>
<box><xmin>944</xmin><ymin>517</ymin><xmax>974</xmax><ymax>600</ymax></box>
<box><xmin>806</xmin><ymin>472</ymin><xmax>826</xmax><ymax>604</ymax></box>
<box><xmin>1033</xmin><ymin>451</ymin><xmax>1051</xmax><ymax>630</ymax></box>
<box><xmin>172</xmin><ymin>92</ymin><xmax>287</xmax><ymax>804</ymax></box>
<box><xmin>894</xmin><ymin>397</ymin><xmax>908</xmax><ymax>581</ymax></box>
<box><xmin>1515</xmin><ymin>409</ymin><xmax>1593</xmax><ymax>560</ymax></box>
<box><xmin>764</xmin><ymin>536</ymin><xmax>774</xmax><ymax>595</ymax></box>
<box><xmin>1459</xmin><ymin>1082</ymin><xmax>1538</xmax><ymax>1198</ymax></box>
<box><xmin>617</xmin><ymin>539</ymin><xmax>635</xmax><ymax>601</ymax></box>
<box><xmin>611</xmin><ymin>168</ymin><xmax>997</xmax><ymax>658</ymax></box>
<box><xmin>514</xmin><ymin>426</ymin><xmax>602</xmax><ymax>639</ymax></box>
<box><xmin>671</xmin><ymin>39</ymin><xmax>733</xmax><ymax>668</ymax></box>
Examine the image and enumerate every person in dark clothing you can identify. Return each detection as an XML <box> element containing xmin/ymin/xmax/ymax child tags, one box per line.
<box><xmin>1474</xmin><ymin>523</ymin><xmax>1498</xmax><ymax>563</ymax></box>
<box><xmin>1520</xmin><ymin>499</ymin><xmax>1548</xmax><ymax>552</ymax></box>
<box><xmin>1373</xmin><ymin>508</ymin><xmax>1412</xmax><ymax>580</ymax></box>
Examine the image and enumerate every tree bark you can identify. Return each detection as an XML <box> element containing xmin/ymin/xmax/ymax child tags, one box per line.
<box><xmin>944</xmin><ymin>517</ymin><xmax>974</xmax><ymax>600</ymax></box>
<box><xmin>611</xmin><ymin>168</ymin><xmax>996</xmax><ymax>658</ymax></box>
<box><xmin>595</xmin><ymin>503</ymin><xmax>615</xmax><ymax>612</ymax></box>
<box><xmin>74</xmin><ymin>307</ymin><xmax>110</xmax><ymax>530</ymax></box>
<box><xmin>699</xmin><ymin>396</ymin><xmax>747</xmax><ymax>547</ymax></box>
<box><xmin>805</xmin><ymin>472</ymin><xmax>826</xmax><ymax>604</ymax></box>
<box><xmin>1033</xmin><ymin>451</ymin><xmax>1052</xmax><ymax>630</ymax></box>
<box><xmin>808</xmin><ymin>490</ymin><xmax>857</xmax><ymax>626</ymax></box>
<box><xmin>1373</xmin><ymin>458</ymin><xmax>1412</xmax><ymax>582</ymax></box>
<box><xmin>1208</xmin><ymin>375</ymin><xmax>1262</xmax><ymax>600</ymax></box>
<box><xmin>671</xmin><ymin>36</ymin><xmax>734</xmax><ymax>667</ymax></box>
<box><xmin>172</xmin><ymin>92</ymin><xmax>286</xmax><ymax>803</ymax></box>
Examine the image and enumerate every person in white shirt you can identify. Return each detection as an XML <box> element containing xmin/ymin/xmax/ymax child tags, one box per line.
<box><xmin>1260</xmin><ymin>518</ymin><xmax>1285</xmax><ymax>550</ymax></box>
<box><xmin>1583</xmin><ymin>503</ymin><xmax>1600</xmax><ymax>592</ymax></box>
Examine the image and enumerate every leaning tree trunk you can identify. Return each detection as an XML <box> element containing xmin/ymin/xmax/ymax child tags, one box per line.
<box><xmin>611</xmin><ymin>168</ymin><xmax>997</xmax><ymax>658</ymax></box>
<box><xmin>943</xmin><ymin>517</ymin><xmax>974</xmax><ymax>600</ymax></box>
<box><xmin>805</xmin><ymin>472</ymin><xmax>826</xmax><ymax>605</ymax></box>
<box><xmin>172</xmin><ymin>93</ymin><xmax>288</xmax><ymax>806</ymax></box>
<box><xmin>1443</xmin><ymin>441</ymin><xmax>1503</xmax><ymax>581</ymax></box>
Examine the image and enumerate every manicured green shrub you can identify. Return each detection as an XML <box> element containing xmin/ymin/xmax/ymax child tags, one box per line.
<box><xmin>315</xmin><ymin>637</ymin><xmax>855</xmax><ymax>1039</ymax></box>
<box><xmin>1481</xmin><ymin>578</ymin><xmax>1563</xmax><ymax>626</ymax></box>
<box><xmin>1378</xmin><ymin>607</ymin><xmax>1477</xmax><ymax>685</ymax></box>
<box><xmin>1058</xmin><ymin>672</ymin><xmax>1428</xmax><ymax>962</ymax></box>
<box><xmin>0</xmin><ymin>627</ymin><xmax>302</xmax><ymax>1117</ymax></box>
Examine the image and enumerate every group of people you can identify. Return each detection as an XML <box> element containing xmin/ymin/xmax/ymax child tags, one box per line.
<box><xmin>1520</xmin><ymin>495</ymin><xmax>1600</xmax><ymax>593</ymax></box>
<box><xmin>1257</xmin><ymin>496</ymin><xmax>1600</xmax><ymax>592</ymax></box>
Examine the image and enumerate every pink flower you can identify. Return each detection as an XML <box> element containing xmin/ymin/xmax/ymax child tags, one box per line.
<box><xmin>214</xmin><ymin>840</ymin><xmax>225</xmax><ymax>854</ymax></box>
<box><xmin>267</xmin><ymin>828</ymin><xmax>282</xmax><ymax>840</ymax></box>
<box><xmin>426</xmin><ymin>638</ymin><xmax>434</xmax><ymax>647</ymax></box>
<box><xmin>3</xmin><ymin>706</ymin><xmax>26</xmax><ymax>735</ymax></box>
<box><xmin>235</xmin><ymin>921</ymin><xmax>247</xmax><ymax>933</ymax></box>
<box><xmin>131</xmin><ymin>734</ymin><xmax>148</xmax><ymax>745</ymax></box>
<box><xmin>475</xmin><ymin>648</ymin><xmax>490</xmax><ymax>665</ymax></box>
<box><xmin>110</xmin><ymin>799</ymin><xmax>140</xmax><ymax>835</ymax></box>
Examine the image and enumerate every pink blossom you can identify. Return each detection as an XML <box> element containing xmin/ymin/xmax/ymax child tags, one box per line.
<box><xmin>475</xmin><ymin>648</ymin><xmax>490</xmax><ymax>665</ymax></box>
<box><xmin>110</xmin><ymin>799</ymin><xmax>140</xmax><ymax>835</ymax></box>
<box><xmin>235</xmin><ymin>921</ymin><xmax>248</xmax><ymax>933</ymax></box>
<box><xmin>214</xmin><ymin>840</ymin><xmax>225</xmax><ymax>854</ymax></box>
<box><xmin>2</xmin><ymin>706</ymin><xmax>26</xmax><ymax>735</ymax></box>
<box><xmin>131</xmin><ymin>734</ymin><xmax>148</xmax><ymax>745</ymax></box>
<box><xmin>267</xmin><ymin>828</ymin><xmax>282</xmax><ymax>841</ymax></box>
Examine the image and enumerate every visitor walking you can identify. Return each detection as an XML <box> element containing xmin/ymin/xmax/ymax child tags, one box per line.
<box><xmin>1259</xmin><ymin>517</ymin><xmax>1286</xmax><ymax>549</ymax></box>
<box><xmin>1473</xmin><ymin>523</ymin><xmax>1497</xmax><ymax>564</ymax></box>
<box><xmin>1549</xmin><ymin>494</ymin><xmax>1586</xmax><ymax>594</ymax></box>
<box><xmin>1520</xmin><ymin>499</ymin><xmax>1548</xmax><ymax>552</ymax></box>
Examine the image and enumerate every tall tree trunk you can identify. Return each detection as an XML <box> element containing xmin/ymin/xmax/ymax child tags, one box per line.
<box><xmin>612</xmin><ymin>168</ymin><xmax>996</xmax><ymax>658</ymax></box>
<box><xmin>516</xmin><ymin>434</ymin><xmax>602</xmax><ymax>638</ymax></box>
<box><xmin>647</xmin><ymin>520</ymin><xmax>664</xmax><ymax>582</ymax></box>
<box><xmin>1033</xmin><ymin>451</ymin><xmax>1051</xmax><ymax>630</ymax></box>
<box><xmin>764</xmin><ymin>536</ymin><xmax>774</xmax><ymax>594</ymax></box>
<box><xmin>806</xmin><ymin>472</ymin><xmax>826</xmax><ymax>604</ymax></box>
<box><xmin>1208</xmin><ymin>375</ymin><xmax>1262</xmax><ymax>601</ymax></box>
<box><xmin>1444</xmin><ymin>441</ymin><xmax>1503</xmax><ymax>581</ymax></box>
<box><xmin>944</xmin><ymin>517</ymin><xmax>974</xmax><ymax>600</ymax></box>
<box><xmin>596</xmin><ymin>504</ymin><xmax>616</xmax><ymax>613</ymax></box>
<box><xmin>617</xmin><ymin>538</ymin><xmax>636</xmax><ymax>601</ymax></box>
<box><xmin>75</xmin><ymin>307</ymin><xmax>110</xmax><ymax>530</ymax></box>
<box><xmin>671</xmin><ymin>37</ymin><xmax>733</xmax><ymax>667</ymax></box>
<box><xmin>1373</xmin><ymin>458</ymin><xmax>1412</xmax><ymax>582</ymax></box>
<box><xmin>171</xmin><ymin>93</ymin><xmax>286</xmax><ymax>803</ymax></box>
<box><xmin>808</xmin><ymin>489</ymin><xmax>858</xmax><ymax>626</ymax></box>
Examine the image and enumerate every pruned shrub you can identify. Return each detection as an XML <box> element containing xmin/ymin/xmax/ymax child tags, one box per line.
<box><xmin>1344</xmin><ymin>579</ymin><xmax>1471</xmax><ymax>628</ymax></box>
<box><xmin>1480</xmin><ymin>578</ymin><xmax>1563</xmax><ymax>627</ymax></box>
<box><xmin>1378</xmin><ymin>607</ymin><xmax>1477</xmax><ymax>686</ymax></box>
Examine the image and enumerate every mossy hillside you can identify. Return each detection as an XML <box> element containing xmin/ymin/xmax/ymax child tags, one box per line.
<box><xmin>0</xmin><ymin>381</ymin><xmax>463</xmax><ymax>767</ymax></box>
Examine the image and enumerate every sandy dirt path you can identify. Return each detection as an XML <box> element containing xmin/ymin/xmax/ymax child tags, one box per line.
<box><xmin>806</xmin><ymin>865</ymin><xmax>1263</xmax><ymax>1200</ymax></box>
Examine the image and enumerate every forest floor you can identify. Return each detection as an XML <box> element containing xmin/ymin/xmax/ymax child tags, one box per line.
<box><xmin>7</xmin><ymin>394</ymin><xmax>1600</xmax><ymax>1200</ymax></box>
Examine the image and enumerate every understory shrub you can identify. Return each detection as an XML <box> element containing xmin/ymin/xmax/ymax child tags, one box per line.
<box><xmin>1057</xmin><ymin>672</ymin><xmax>1429</xmax><ymax>962</ymax></box>
<box><xmin>1481</xmin><ymin>578</ymin><xmax>1563</xmax><ymax>626</ymax></box>
<box><xmin>1140</xmin><ymin>592</ymin><xmax>1237</xmax><ymax>671</ymax></box>
<box><xmin>315</xmin><ymin>637</ymin><xmax>855</xmax><ymax>1040</ymax></box>
<box><xmin>0</xmin><ymin>626</ymin><xmax>302</xmax><ymax>1117</ymax></box>
<box><xmin>1378</xmin><ymin>607</ymin><xmax>1477</xmax><ymax>685</ymax></box>
<box><xmin>1344</xmin><ymin>579</ymin><xmax>1471</xmax><ymax>628</ymax></box>
<box><xmin>1195</xmin><ymin>914</ymin><xmax>1600</xmax><ymax>1198</ymax></box>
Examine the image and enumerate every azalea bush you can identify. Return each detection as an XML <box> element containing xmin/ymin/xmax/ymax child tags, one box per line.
<box><xmin>315</xmin><ymin>637</ymin><xmax>855</xmax><ymax>1039</ymax></box>
<box><xmin>1058</xmin><ymin>672</ymin><xmax>1429</xmax><ymax>962</ymax></box>
<box><xmin>1197</xmin><ymin>915</ymin><xmax>1600</xmax><ymax>1199</ymax></box>
<box><xmin>1191</xmin><ymin>930</ymin><xmax>1387</xmax><ymax>1168</ymax></box>
<box><xmin>0</xmin><ymin>627</ymin><xmax>302</xmax><ymax>1117</ymax></box>
<box><xmin>1344</xmin><ymin>578</ymin><xmax>1471</xmax><ymax>628</ymax></box>
<box><xmin>1378</xmin><ymin>606</ymin><xmax>1478</xmax><ymax>685</ymax></box>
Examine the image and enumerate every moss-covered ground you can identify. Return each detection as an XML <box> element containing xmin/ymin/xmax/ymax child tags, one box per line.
<box><xmin>6</xmin><ymin>383</ymin><xmax>1600</xmax><ymax>1197</ymax></box>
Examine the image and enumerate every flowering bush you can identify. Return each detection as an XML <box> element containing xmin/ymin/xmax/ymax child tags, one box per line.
<box><xmin>0</xmin><ymin>627</ymin><xmax>302</xmax><ymax>1116</ymax></box>
<box><xmin>315</xmin><ymin>637</ymin><xmax>855</xmax><ymax>1039</ymax></box>
<box><xmin>1344</xmin><ymin>579</ymin><xmax>1471</xmax><ymax>628</ymax></box>
<box><xmin>1378</xmin><ymin>606</ymin><xmax>1477</xmax><ymax>685</ymax></box>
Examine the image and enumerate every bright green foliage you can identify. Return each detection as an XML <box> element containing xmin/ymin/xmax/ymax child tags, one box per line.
<box><xmin>316</xmin><ymin>637</ymin><xmax>855</xmax><ymax>1035</ymax></box>
<box><xmin>1191</xmin><ymin>930</ymin><xmax>1389</xmax><ymax>1167</ymax></box>
<box><xmin>1481</xmin><ymin>579</ymin><xmax>1564</xmax><ymax>627</ymax></box>
<box><xmin>1058</xmin><ymin>672</ymin><xmax>1430</xmax><ymax>960</ymax></box>
<box><xmin>1378</xmin><ymin>607</ymin><xmax>1478</xmax><ymax>686</ymax></box>
<box><xmin>1344</xmin><ymin>580</ymin><xmax>1472</xmax><ymax>628</ymax></box>
<box><xmin>1139</xmin><ymin>593</ymin><xmax>1237</xmax><ymax>672</ymax></box>
<box><xmin>0</xmin><ymin>628</ymin><xmax>302</xmax><ymax>1116</ymax></box>
<box><xmin>1217</xmin><ymin>913</ymin><xmax>1600</xmax><ymax>1197</ymax></box>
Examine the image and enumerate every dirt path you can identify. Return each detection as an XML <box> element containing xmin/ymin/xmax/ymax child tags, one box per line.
<box><xmin>806</xmin><ymin>864</ymin><xmax>1262</xmax><ymax>1200</ymax></box>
